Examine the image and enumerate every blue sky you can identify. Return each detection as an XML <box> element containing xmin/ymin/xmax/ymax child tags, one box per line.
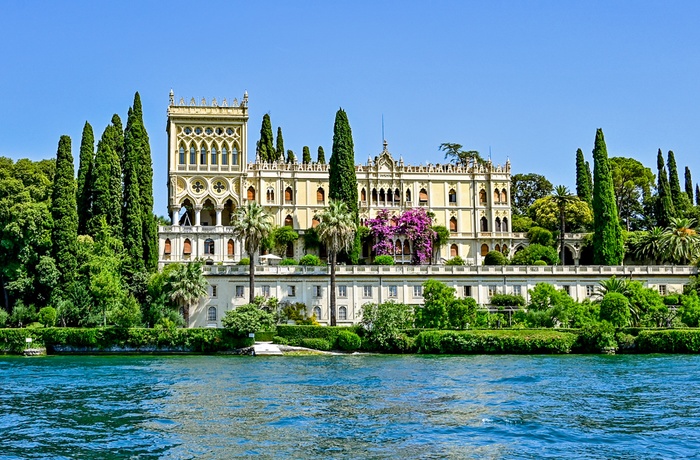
<box><xmin>2</xmin><ymin>1</ymin><xmax>700</xmax><ymax>214</ymax></box>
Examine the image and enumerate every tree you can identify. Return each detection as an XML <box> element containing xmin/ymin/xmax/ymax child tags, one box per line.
<box><xmin>302</xmin><ymin>146</ymin><xmax>311</xmax><ymax>164</ymax></box>
<box><xmin>271</xmin><ymin>225</ymin><xmax>299</xmax><ymax>256</ymax></box>
<box><xmin>76</xmin><ymin>122</ymin><xmax>94</xmax><ymax>235</ymax></box>
<box><xmin>122</xmin><ymin>107</ymin><xmax>144</xmax><ymax>276</ymax></box>
<box><xmin>510</xmin><ymin>244</ymin><xmax>559</xmax><ymax>265</ymax></box>
<box><xmin>329</xmin><ymin>108</ymin><xmax>360</xmax><ymax>263</ymax></box>
<box><xmin>275</xmin><ymin>127</ymin><xmax>285</xmax><ymax>162</ymax></box>
<box><xmin>315</xmin><ymin>200</ymin><xmax>356</xmax><ymax>326</ymax></box>
<box><xmin>551</xmin><ymin>185</ymin><xmax>575</xmax><ymax>264</ymax></box>
<box><xmin>231</xmin><ymin>202</ymin><xmax>273</xmax><ymax>303</ymax></box>
<box><xmin>655</xmin><ymin>149</ymin><xmax>675</xmax><ymax>228</ymax></box>
<box><xmin>667</xmin><ymin>150</ymin><xmax>688</xmax><ymax>215</ymax></box>
<box><xmin>575</xmin><ymin>148</ymin><xmax>592</xmax><ymax>203</ymax></box>
<box><xmin>166</xmin><ymin>261</ymin><xmax>208</xmax><ymax>327</ymax></box>
<box><xmin>696</xmin><ymin>184</ymin><xmax>700</xmax><ymax>206</ymax></box>
<box><xmin>599</xmin><ymin>292</ymin><xmax>631</xmax><ymax>327</ymax></box>
<box><xmin>258</xmin><ymin>114</ymin><xmax>275</xmax><ymax>163</ymax></box>
<box><xmin>431</xmin><ymin>225</ymin><xmax>450</xmax><ymax>263</ymax></box>
<box><xmin>609</xmin><ymin>157</ymin><xmax>655</xmax><ymax>231</ymax></box>
<box><xmin>286</xmin><ymin>149</ymin><xmax>296</xmax><ymax>163</ymax></box>
<box><xmin>89</xmin><ymin>122</ymin><xmax>122</xmax><ymax>238</ymax></box>
<box><xmin>685</xmin><ymin>167</ymin><xmax>694</xmax><ymax>204</ymax></box>
<box><xmin>591</xmin><ymin>129</ymin><xmax>624</xmax><ymax>265</ymax></box>
<box><xmin>439</xmin><ymin>143</ymin><xmax>484</xmax><ymax>167</ymax></box>
<box><xmin>360</xmin><ymin>301</ymin><xmax>414</xmax><ymax>350</ymax></box>
<box><xmin>222</xmin><ymin>303</ymin><xmax>275</xmax><ymax>336</ymax></box>
<box><xmin>51</xmin><ymin>136</ymin><xmax>78</xmax><ymax>287</ymax></box>
<box><xmin>529</xmin><ymin>195</ymin><xmax>593</xmax><ymax>232</ymax></box>
<box><xmin>660</xmin><ymin>217</ymin><xmax>700</xmax><ymax>265</ymax></box>
<box><xmin>510</xmin><ymin>173</ymin><xmax>553</xmax><ymax>216</ymax></box>
<box><xmin>631</xmin><ymin>227</ymin><xmax>665</xmax><ymax>264</ymax></box>
<box><xmin>317</xmin><ymin>146</ymin><xmax>326</xmax><ymax>164</ymax></box>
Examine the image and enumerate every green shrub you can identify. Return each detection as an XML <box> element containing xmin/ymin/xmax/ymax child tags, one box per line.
<box><xmin>615</xmin><ymin>332</ymin><xmax>636</xmax><ymax>353</ymax></box>
<box><xmin>222</xmin><ymin>304</ymin><xmax>275</xmax><ymax>336</ymax></box>
<box><xmin>445</xmin><ymin>256</ymin><xmax>466</xmax><ymax>266</ymax></box>
<box><xmin>255</xmin><ymin>331</ymin><xmax>276</xmax><ymax>342</ymax></box>
<box><xmin>280</xmin><ymin>258</ymin><xmax>298</xmax><ymax>266</ymax></box>
<box><xmin>483</xmin><ymin>251</ymin><xmax>507</xmax><ymax>265</ymax></box>
<box><xmin>636</xmin><ymin>329</ymin><xmax>700</xmax><ymax>353</ymax></box>
<box><xmin>0</xmin><ymin>310</ymin><xmax>8</xmax><ymax>328</ymax></box>
<box><xmin>272</xmin><ymin>336</ymin><xmax>289</xmax><ymax>345</ymax></box>
<box><xmin>575</xmin><ymin>322</ymin><xmax>617</xmax><ymax>353</ymax></box>
<box><xmin>299</xmin><ymin>254</ymin><xmax>322</xmax><ymax>266</ymax></box>
<box><xmin>490</xmin><ymin>294</ymin><xmax>525</xmax><ymax>307</ymax></box>
<box><xmin>533</xmin><ymin>260</ymin><xmax>548</xmax><ymax>266</ymax></box>
<box><xmin>37</xmin><ymin>307</ymin><xmax>57</xmax><ymax>327</ymax></box>
<box><xmin>663</xmin><ymin>295</ymin><xmax>680</xmax><ymax>306</ymax></box>
<box><xmin>300</xmin><ymin>337</ymin><xmax>332</xmax><ymax>351</ymax></box>
<box><xmin>511</xmin><ymin>244</ymin><xmax>559</xmax><ymax>265</ymax></box>
<box><xmin>275</xmin><ymin>325</ymin><xmax>353</xmax><ymax>347</ymax></box>
<box><xmin>600</xmin><ymin>292</ymin><xmax>631</xmax><ymax>327</ymax></box>
<box><xmin>527</xmin><ymin>226</ymin><xmax>554</xmax><ymax>247</ymax></box>
<box><xmin>237</xmin><ymin>258</ymin><xmax>250</xmax><ymax>266</ymax></box>
<box><xmin>374</xmin><ymin>255</ymin><xmax>394</xmax><ymax>265</ymax></box>
<box><xmin>337</xmin><ymin>330</ymin><xmax>361</xmax><ymax>351</ymax></box>
<box><xmin>415</xmin><ymin>329</ymin><xmax>577</xmax><ymax>354</ymax></box>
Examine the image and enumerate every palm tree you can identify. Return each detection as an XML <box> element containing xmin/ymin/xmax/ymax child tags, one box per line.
<box><xmin>598</xmin><ymin>276</ymin><xmax>631</xmax><ymax>297</ymax></box>
<box><xmin>315</xmin><ymin>200</ymin><xmax>356</xmax><ymax>326</ymax></box>
<box><xmin>661</xmin><ymin>217</ymin><xmax>700</xmax><ymax>265</ymax></box>
<box><xmin>631</xmin><ymin>227</ymin><xmax>665</xmax><ymax>264</ymax></box>
<box><xmin>439</xmin><ymin>143</ymin><xmax>485</xmax><ymax>168</ymax></box>
<box><xmin>231</xmin><ymin>202</ymin><xmax>273</xmax><ymax>303</ymax></box>
<box><xmin>167</xmin><ymin>261</ymin><xmax>209</xmax><ymax>327</ymax></box>
<box><xmin>552</xmin><ymin>185</ymin><xmax>575</xmax><ymax>265</ymax></box>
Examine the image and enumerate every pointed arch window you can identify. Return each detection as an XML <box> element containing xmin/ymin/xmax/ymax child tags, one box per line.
<box><xmin>232</xmin><ymin>147</ymin><xmax>239</xmax><ymax>166</ymax></box>
<box><xmin>494</xmin><ymin>190</ymin><xmax>501</xmax><ymax>203</ymax></box>
<box><xmin>247</xmin><ymin>186</ymin><xmax>256</xmax><ymax>201</ymax></box>
<box><xmin>502</xmin><ymin>217</ymin><xmax>509</xmax><ymax>232</ymax></box>
<box><xmin>164</xmin><ymin>238</ymin><xmax>172</xmax><ymax>255</ymax></box>
<box><xmin>200</xmin><ymin>145</ymin><xmax>207</xmax><ymax>165</ymax></box>
<box><xmin>190</xmin><ymin>144</ymin><xmax>196</xmax><ymax>165</ymax></box>
<box><xmin>183</xmin><ymin>238</ymin><xmax>192</xmax><ymax>255</ymax></box>
<box><xmin>495</xmin><ymin>217</ymin><xmax>502</xmax><ymax>232</ymax></box>
<box><xmin>501</xmin><ymin>189</ymin><xmax>508</xmax><ymax>204</ymax></box>
<box><xmin>204</xmin><ymin>238</ymin><xmax>215</xmax><ymax>255</ymax></box>
<box><xmin>481</xmin><ymin>244</ymin><xmax>489</xmax><ymax>256</ymax></box>
<box><xmin>450</xmin><ymin>244</ymin><xmax>458</xmax><ymax>257</ymax></box>
<box><xmin>480</xmin><ymin>217</ymin><xmax>488</xmax><ymax>232</ymax></box>
<box><xmin>227</xmin><ymin>239</ymin><xmax>235</xmax><ymax>256</ymax></box>
<box><xmin>285</xmin><ymin>187</ymin><xmax>293</xmax><ymax>204</ymax></box>
<box><xmin>266</xmin><ymin>187</ymin><xmax>275</xmax><ymax>203</ymax></box>
<box><xmin>495</xmin><ymin>244</ymin><xmax>501</xmax><ymax>252</ymax></box>
<box><xmin>371</xmin><ymin>189</ymin><xmax>378</xmax><ymax>204</ymax></box>
<box><xmin>448</xmin><ymin>189</ymin><xmax>457</xmax><ymax>204</ymax></box>
<box><xmin>394</xmin><ymin>188</ymin><xmax>400</xmax><ymax>203</ymax></box>
<box><xmin>449</xmin><ymin>217</ymin><xmax>458</xmax><ymax>233</ymax></box>
<box><xmin>395</xmin><ymin>240</ymin><xmax>402</xmax><ymax>254</ymax></box>
<box><xmin>361</xmin><ymin>188</ymin><xmax>367</xmax><ymax>202</ymax></box>
<box><xmin>179</xmin><ymin>145</ymin><xmax>186</xmax><ymax>165</ymax></box>
<box><xmin>403</xmin><ymin>240</ymin><xmax>411</xmax><ymax>255</ymax></box>
<box><xmin>419</xmin><ymin>188</ymin><xmax>428</xmax><ymax>204</ymax></box>
<box><xmin>379</xmin><ymin>189</ymin><xmax>386</xmax><ymax>203</ymax></box>
<box><xmin>406</xmin><ymin>189</ymin><xmax>412</xmax><ymax>202</ymax></box>
<box><xmin>284</xmin><ymin>215</ymin><xmax>293</xmax><ymax>227</ymax></box>
<box><xmin>221</xmin><ymin>145</ymin><xmax>229</xmax><ymax>165</ymax></box>
<box><xmin>312</xmin><ymin>217</ymin><xmax>320</xmax><ymax>228</ymax></box>
<box><xmin>479</xmin><ymin>189</ymin><xmax>487</xmax><ymax>205</ymax></box>
<box><xmin>317</xmin><ymin>187</ymin><xmax>325</xmax><ymax>204</ymax></box>
<box><xmin>211</xmin><ymin>145</ymin><xmax>218</xmax><ymax>165</ymax></box>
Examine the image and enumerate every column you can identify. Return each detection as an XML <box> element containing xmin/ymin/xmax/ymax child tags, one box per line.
<box><xmin>215</xmin><ymin>205</ymin><xmax>224</xmax><ymax>227</ymax></box>
<box><xmin>170</xmin><ymin>206</ymin><xmax>181</xmax><ymax>226</ymax></box>
<box><xmin>194</xmin><ymin>205</ymin><xmax>202</xmax><ymax>227</ymax></box>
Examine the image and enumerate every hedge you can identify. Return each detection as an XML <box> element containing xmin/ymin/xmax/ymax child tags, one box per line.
<box><xmin>275</xmin><ymin>325</ymin><xmax>356</xmax><ymax>348</ymax></box>
<box><xmin>635</xmin><ymin>330</ymin><xmax>700</xmax><ymax>353</ymax></box>
<box><xmin>0</xmin><ymin>328</ymin><xmax>253</xmax><ymax>354</ymax></box>
<box><xmin>415</xmin><ymin>330</ymin><xmax>577</xmax><ymax>354</ymax></box>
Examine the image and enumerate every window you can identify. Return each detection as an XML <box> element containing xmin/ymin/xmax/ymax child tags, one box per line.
<box><xmin>586</xmin><ymin>285</ymin><xmax>595</xmax><ymax>297</ymax></box>
<box><xmin>563</xmin><ymin>285</ymin><xmax>571</xmax><ymax>295</ymax></box>
<box><xmin>450</xmin><ymin>244</ymin><xmax>458</xmax><ymax>257</ymax></box>
<box><xmin>413</xmin><ymin>285</ymin><xmax>423</xmax><ymax>298</ymax></box>
<box><xmin>658</xmin><ymin>285</ymin><xmax>667</xmax><ymax>296</ymax></box>
<box><xmin>164</xmin><ymin>239</ymin><xmax>172</xmax><ymax>255</ymax></box>
<box><xmin>479</xmin><ymin>189</ymin><xmax>487</xmax><ymax>205</ymax></box>
<box><xmin>501</xmin><ymin>189</ymin><xmax>508</xmax><ymax>204</ymax></box>
<box><xmin>405</xmin><ymin>189</ymin><xmax>412</xmax><ymax>202</ymax></box>
<box><xmin>403</xmin><ymin>240</ymin><xmax>411</xmax><ymax>255</ymax></box>
<box><xmin>184</xmin><ymin>127</ymin><xmax>192</xmax><ymax>134</ymax></box>
<box><xmin>388</xmin><ymin>285</ymin><xmax>398</xmax><ymax>298</ymax></box>
<box><xmin>266</xmin><ymin>188</ymin><xmax>275</xmax><ymax>203</ymax></box>
<box><xmin>502</xmin><ymin>217</ymin><xmax>509</xmax><ymax>232</ymax></box>
<box><xmin>363</xmin><ymin>285</ymin><xmax>372</xmax><ymax>298</ymax></box>
<box><xmin>232</xmin><ymin>147</ymin><xmax>239</xmax><ymax>165</ymax></box>
<box><xmin>494</xmin><ymin>190</ymin><xmax>501</xmax><ymax>203</ymax></box>
<box><xmin>488</xmin><ymin>286</ymin><xmax>495</xmax><ymax>297</ymax></box>
<box><xmin>207</xmin><ymin>307</ymin><xmax>217</xmax><ymax>322</ymax></box>
<box><xmin>190</xmin><ymin>145</ymin><xmax>196</xmax><ymax>165</ymax></box>
<box><xmin>183</xmin><ymin>238</ymin><xmax>192</xmax><ymax>255</ymax></box>
<box><xmin>316</xmin><ymin>187</ymin><xmax>325</xmax><ymax>204</ymax></box>
<box><xmin>480</xmin><ymin>217</ymin><xmax>489</xmax><ymax>232</ymax></box>
<box><xmin>419</xmin><ymin>188</ymin><xmax>428</xmax><ymax>204</ymax></box>
<box><xmin>200</xmin><ymin>145</ymin><xmax>207</xmax><ymax>165</ymax></box>
<box><xmin>314</xmin><ymin>285</ymin><xmax>322</xmax><ymax>297</ymax></box>
<box><xmin>288</xmin><ymin>285</ymin><xmax>296</xmax><ymax>297</ymax></box>
<box><xmin>495</xmin><ymin>218</ymin><xmax>502</xmax><ymax>232</ymax></box>
<box><xmin>313</xmin><ymin>306</ymin><xmax>322</xmax><ymax>320</ymax></box>
<box><xmin>204</xmin><ymin>238</ymin><xmax>215</xmax><ymax>255</ymax></box>
<box><xmin>361</xmin><ymin>188</ymin><xmax>367</xmax><ymax>202</ymax></box>
<box><xmin>261</xmin><ymin>285</ymin><xmax>270</xmax><ymax>298</ymax></box>
<box><xmin>312</xmin><ymin>217</ymin><xmax>320</xmax><ymax>228</ymax></box>
<box><xmin>227</xmin><ymin>239</ymin><xmax>235</xmax><ymax>256</ymax></box>
<box><xmin>179</xmin><ymin>145</ymin><xmax>185</xmax><ymax>164</ymax></box>
<box><xmin>284</xmin><ymin>215</ymin><xmax>293</xmax><ymax>227</ymax></box>
<box><xmin>338</xmin><ymin>306</ymin><xmax>347</xmax><ymax>320</ymax></box>
<box><xmin>211</xmin><ymin>285</ymin><xmax>217</xmax><ymax>298</ymax></box>
<box><xmin>449</xmin><ymin>217</ymin><xmax>457</xmax><ymax>233</ymax></box>
<box><xmin>285</xmin><ymin>187</ymin><xmax>293</xmax><ymax>203</ymax></box>
<box><xmin>449</xmin><ymin>189</ymin><xmax>457</xmax><ymax>204</ymax></box>
<box><xmin>495</xmin><ymin>244</ymin><xmax>501</xmax><ymax>253</ymax></box>
<box><xmin>338</xmin><ymin>285</ymin><xmax>347</xmax><ymax>298</ymax></box>
<box><xmin>463</xmin><ymin>286</ymin><xmax>472</xmax><ymax>297</ymax></box>
<box><xmin>211</xmin><ymin>145</ymin><xmax>218</xmax><ymax>165</ymax></box>
<box><xmin>247</xmin><ymin>186</ymin><xmax>255</xmax><ymax>201</ymax></box>
<box><xmin>513</xmin><ymin>285</ymin><xmax>521</xmax><ymax>296</ymax></box>
<box><xmin>481</xmin><ymin>244</ymin><xmax>489</xmax><ymax>256</ymax></box>
<box><xmin>222</xmin><ymin>146</ymin><xmax>228</xmax><ymax>165</ymax></box>
<box><xmin>235</xmin><ymin>286</ymin><xmax>244</xmax><ymax>298</ymax></box>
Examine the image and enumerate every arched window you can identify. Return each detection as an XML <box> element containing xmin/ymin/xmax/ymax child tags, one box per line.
<box><xmin>449</xmin><ymin>217</ymin><xmax>458</xmax><ymax>232</ymax></box>
<box><xmin>379</xmin><ymin>188</ymin><xmax>386</xmax><ymax>203</ymax></box>
<box><xmin>183</xmin><ymin>238</ymin><xmax>192</xmax><ymax>255</ymax></box>
<box><xmin>312</xmin><ymin>217</ymin><xmax>320</xmax><ymax>228</ymax></box>
<box><xmin>179</xmin><ymin>145</ymin><xmax>185</xmax><ymax>165</ymax></box>
<box><xmin>221</xmin><ymin>145</ymin><xmax>229</xmax><ymax>165</ymax></box>
<box><xmin>266</xmin><ymin>187</ymin><xmax>274</xmax><ymax>203</ymax></box>
<box><xmin>419</xmin><ymin>188</ymin><xmax>428</xmax><ymax>204</ymax></box>
<box><xmin>479</xmin><ymin>189</ymin><xmax>487</xmax><ymax>205</ymax></box>
<box><xmin>395</xmin><ymin>240</ymin><xmax>402</xmax><ymax>254</ymax></box>
<box><xmin>372</xmin><ymin>188</ymin><xmax>378</xmax><ymax>204</ymax></box>
<box><xmin>247</xmin><ymin>186</ymin><xmax>255</xmax><ymax>201</ymax></box>
<box><xmin>164</xmin><ymin>238</ymin><xmax>172</xmax><ymax>255</ymax></box>
<box><xmin>313</xmin><ymin>306</ymin><xmax>322</xmax><ymax>320</ymax></box>
<box><xmin>481</xmin><ymin>244</ymin><xmax>489</xmax><ymax>256</ymax></box>
<box><xmin>211</xmin><ymin>145</ymin><xmax>218</xmax><ymax>165</ymax></box>
<box><xmin>495</xmin><ymin>244</ymin><xmax>501</xmax><ymax>252</ymax></box>
<box><xmin>502</xmin><ymin>217</ymin><xmax>509</xmax><ymax>232</ymax></box>
<box><xmin>284</xmin><ymin>187</ymin><xmax>293</xmax><ymax>203</ymax></box>
<box><xmin>406</xmin><ymin>189</ymin><xmax>412</xmax><ymax>202</ymax></box>
<box><xmin>200</xmin><ymin>145</ymin><xmax>207</xmax><ymax>165</ymax></box>
<box><xmin>501</xmin><ymin>244</ymin><xmax>508</xmax><ymax>254</ymax></box>
<box><xmin>450</xmin><ymin>244</ymin><xmax>458</xmax><ymax>257</ymax></box>
<box><xmin>361</xmin><ymin>188</ymin><xmax>367</xmax><ymax>202</ymax></box>
<box><xmin>227</xmin><ymin>239</ymin><xmax>235</xmax><ymax>256</ymax></box>
<box><xmin>448</xmin><ymin>189</ymin><xmax>457</xmax><ymax>204</ymax></box>
<box><xmin>204</xmin><ymin>238</ymin><xmax>215</xmax><ymax>255</ymax></box>
<box><xmin>338</xmin><ymin>306</ymin><xmax>347</xmax><ymax>321</ymax></box>
<box><xmin>501</xmin><ymin>189</ymin><xmax>508</xmax><ymax>204</ymax></box>
<box><xmin>316</xmin><ymin>187</ymin><xmax>325</xmax><ymax>204</ymax></box>
<box><xmin>494</xmin><ymin>190</ymin><xmax>500</xmax><ymax>203</ymax></box>
<box><xmin>394</xmin><ymin>188</ymin><xmax>400</xmax><ymax>203</ymax></box>
<box><xmin>284</xmin><ymin>215</ymin><xmax>293</xmax><ymax>227</ymax></box>
<box><xmin>403</xmin><ymin>240</ymin><xmax>411</xmax><ymax>255</ymax></box>
<box><xmin>495</xmin><ymin>217</ymin><xmax>502</xmax><ymax>232</ymax></box>
<box><xmin>232</xmin><ymin>147</ymin><xmax>239</xmax><ymax>165</ymax></box>
<box><xmin>286</xmin><ymin>242</ymin><xmax>294</xmax><ymax>258</ymax></box>
<box><xmin>190</xmin><ymin>144</ymin><xmax>196</xmax><ymax>165</ymax></box>
<box><xmin>207</xmin><ymin>307</ymin><xmax>217</xmax><ymax>322</ymax></box>
<box><xmin>480</xmin><ymin>217</ymin><xmax>488</xmax><ymax>232</ymax></box>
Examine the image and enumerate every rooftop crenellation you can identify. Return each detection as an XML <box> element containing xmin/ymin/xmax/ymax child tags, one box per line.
<box><xmin>168</xmin><ymin>89</ymin><xmax>248</xmax><ymax>108</ymax></box>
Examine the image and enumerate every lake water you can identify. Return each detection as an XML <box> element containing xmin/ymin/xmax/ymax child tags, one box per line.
<box><xmin>1</xmin><ymin>354</ymin><xmax>699</xmax><ymax>459</ymax></box>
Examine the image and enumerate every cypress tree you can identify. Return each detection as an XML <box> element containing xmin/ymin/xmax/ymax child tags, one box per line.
<box><xmin>122</xmin><ymin>106</ymin><xmax>144</xmax><ymax>275</ymax></box>
<box><xmin>111</xmin><ymin>114</ymin><xmax>124</xmax><ymax>168</ymax></box>
<box><xmin>76</xmin><ymin>121</ymin><xmax>94</xmax><ymax>235</ymax></box>
<box><xmin>286</xmin><ymin>149</ymin><xmax>296</xmax><ymax>163</ymax></box>
<box><xmin>51</xmin><ymin>135</ymin><xmax>78</xmax><ymax>286</ymax></box>
<box><xmin>696</xmin><ymin>184</ymin><xmax>700</xmax><ymax>206</ymax></box>
<box><xmin>685</xmin><ymin>166</ymin><xmax>693</xmax><ymax>203</ymax></box>
<box><xmin>275</xmin><ymin>127</ymin><xmax>285</xmax><ymax>162</ymax></box>
<box><xmin>575</xmin><ymin>148</ymin><xmax>592</xmax><ymax>203</ymax></box>
<box><xmin>302</xmin><ymin>146</ymin><xmax>311</xmax><ymax>164</ymax></box>
<box><xmin>655</xmin><ymin>149</ymin><xmax>675</xmax><ymax>228</ymax></box>
<box><xmin>329</xmin><ymin>108</ymin><xmax>360</xmax><ymax>263</ymax></box>
<box><xmin>317</xmin><ymin>146</ymin><xmax>326</xmax><ymax>164</ymax></box>
<box><xmin>131</xmin><ymin>93</ymin><xmax>157</xmax><ymax>271</ymax></box>
<box><xmin>591</xmin><ymin>129</ymin><xmax>624</xmax><ymax>265</ymax></box>
<box><xmin>667</xmin><ymin>150</ymin><xmax>685</xmax><ymax>213</ymax></box>
<box><xmin>258</xmin><ymin>114</ymin><xmax>275</xmax><ymax>163</ymax></box>
<box><xmin>89</xmin><ymin>123</ymin><xmax>122</xmax><ymax>238</ymax></box>
<box><xmin>585</xmin><ymin>161</ymin><xmax>593</xmax><ymax>195</ymax></box>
